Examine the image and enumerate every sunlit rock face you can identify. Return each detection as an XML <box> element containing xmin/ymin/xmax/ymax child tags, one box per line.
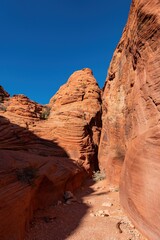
<box><xmin>48</xmin><ymin>68</ymin><xmax>102</xmax><ymax>173</ymax></box>
<box><xmin>99</xmin><ymin>0</ymin><xmax>160</xmax><ymax>239</ymax></box>
<box><xmin>0</xmin><ymin>68</ymin><xmax>102</xmax><ymax>239</ymax></box>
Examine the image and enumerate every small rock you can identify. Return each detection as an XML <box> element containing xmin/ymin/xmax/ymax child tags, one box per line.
<box><xmin>64</xmin><ymin>191</ymin><xmax>74</xmax><ymax>200</ymax></box>
<box><xmin>102</xmin><ymin>202</ymin><xmax>113</xmax><ymax>207</ymax></box>
<box><xmin>66</xmin><ymin>200</ymin><xmax>72</xmax><ymax>205</ymax></box>
<box><xmin>64</xmin><ymin>191</ymin><xmax>77</xmax><ymax>204</ymax></box>
<box><xmin>98</xmin><ymin>210</ymin><xmax>104</xmax><ymax>214</ymax></box>
<box><xmin>130</xmin><ymin>223</ymin><xmax>135</xmax><ymax>229</ymax></box>
<box><xmin>95</xmin><ymin>210</ymin><xmax>109</xmax><ymax>217</ymax></box>
<box><xmin>57</xmin><ymin>201</ymin><xmax>62</xmax><ymax>205</ymax></box>
<box><xmin>103</xmin><ymin>210</ymin><xmax>109</xmax><ymax>217</ymax></box>
<box><xmin>90</xmin><ymin>213</ymin><xmax>95</xmax><ymax>217</ymax></box>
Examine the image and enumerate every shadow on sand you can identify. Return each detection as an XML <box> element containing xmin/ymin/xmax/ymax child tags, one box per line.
<box><xmin>0</xmin><ymin>116</ymin><xmax>97</xmax><ymax>240</ymax></box>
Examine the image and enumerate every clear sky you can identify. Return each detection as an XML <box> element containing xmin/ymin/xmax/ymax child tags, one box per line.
<box><xmin>0</xmin><ymin>0</ymin><xmax>131</xmax><ymax>104</ymax></box>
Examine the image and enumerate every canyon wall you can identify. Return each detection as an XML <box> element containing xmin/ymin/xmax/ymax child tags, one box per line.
<box><xmin>99</xmin><ymin>0</ymin><xmax>160</xmax><ymax>239</ymax></box>
<box><xmin>0</xmin><ymin>69</ymin><xmax>101</xmax><ymax>240</ymax></box>
<box><xmin>1</xmin><ymin>0</ymin><xmax>160</xmax><ymax>238</ymax></box>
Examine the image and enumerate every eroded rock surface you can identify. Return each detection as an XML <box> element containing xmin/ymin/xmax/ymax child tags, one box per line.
<box><xmin>42</xmin><ymin>68</ymin><xmax>102</xmax><ymax>172</ymax></box>
<box><xmin>99</xmin><ymin>0</ymin><xmax>160</xmax><ymax>239</ymax></box>
<box><xmin>0</xmin><ymin>68</ymin><xmax>101</xmax><ymax>239</ymax></box>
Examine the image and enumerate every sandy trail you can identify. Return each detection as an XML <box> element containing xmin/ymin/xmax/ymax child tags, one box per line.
<box><xmin>25</xmin><ymin>179</ymin><xmax>146</xmax><ymax>240</ymax></box>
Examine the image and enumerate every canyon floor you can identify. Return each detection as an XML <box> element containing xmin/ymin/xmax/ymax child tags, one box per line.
<box><xmin>25</xmin><ymin>179</ymin><xmax>147</xmax><ymax>240</ymax></box>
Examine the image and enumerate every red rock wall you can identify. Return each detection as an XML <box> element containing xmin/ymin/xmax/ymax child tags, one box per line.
<box><xmin>45</xmin><ymin>68</ymin><xmax>102</xmax><ymax>173</ymax></box>
<box><xmin>99</xmin><ymin>0</ymin><xmax>160</xmax><ymax>239</ymax></box>
<box><xmin>0</xmin><ymin>68</ymin><xmax>101</xmax><ymax>239</ymax></box>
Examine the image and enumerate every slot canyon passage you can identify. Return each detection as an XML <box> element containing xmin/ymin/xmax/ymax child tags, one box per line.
<box><xmin>0</xmin><ymin>0</ymin><xmax>160</xmax><ymax>239</ymax></box>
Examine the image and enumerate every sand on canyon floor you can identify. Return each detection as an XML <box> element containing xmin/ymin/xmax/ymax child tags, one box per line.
<box><xmin>25</xmin><ymin>178</ymin><xmax>147</xmax><ymax>240</ymax></box>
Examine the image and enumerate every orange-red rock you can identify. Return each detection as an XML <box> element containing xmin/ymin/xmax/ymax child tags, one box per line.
<box><xmin>40</xmin><ymin>68</ymin><xmax>102</xmax><ymax>172</ymax></box>
<box><xmin>99</xmin><ymin>0</ymin><xmax>160</xmax><ymax>239</ymax></box>
<box><xmin>0</xmin><ymin>68</ymin><xmax>101</xmax><ymax>239</ymax></box>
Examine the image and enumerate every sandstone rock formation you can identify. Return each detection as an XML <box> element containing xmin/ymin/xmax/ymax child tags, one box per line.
<box><xmin>0</xmin><ymin>68</ymin><xmax>101</xmax><ymax>239</ymax></box>
<box><xmin>47</xmin><ymin>68</ymin><xmax>102</xmax><ymax>172</ymax></box>
<box><xmin>99</xmin><ymin>0</ymin><xmax>160</xmax><ymax>239</ymax></box>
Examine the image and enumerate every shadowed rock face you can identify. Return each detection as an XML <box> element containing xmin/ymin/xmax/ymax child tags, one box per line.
<box><xmin>99</xmin><ymin>0</ymin><xmax>160</xmax><ymax>239</ymax></box>
<box><xmin>0</xmin><ymin>86</ymin><xmax>9</xmax><ymax>100</ymax></box>
<box><xmin>0</xmin><ymin>116</ymin><xmax>84</xmax><ymax>240</ymax></box>
<box><xmin>0</xmin><ymin>68</ymin><xmax>101</xmax><ymax>239</ymax></box>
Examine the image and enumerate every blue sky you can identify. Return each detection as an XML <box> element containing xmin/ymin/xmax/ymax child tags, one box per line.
<box><xmin>0</xmin><ymin>0</ymin><xmax>131</xmax><ymax>104</ymax></box>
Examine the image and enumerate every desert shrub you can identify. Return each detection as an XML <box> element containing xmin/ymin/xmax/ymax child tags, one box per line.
<box><xmin>92</xmin><ymin>170</ymin><xmax>106</xmax><ymax>182</ymax></box>
<box><xmin>0</xmin><ymin>103</ymin><xmax>7</xmax><ymax>111</ymax></box>
<box><xmin>52</xmin><ymin>98</ymin><xmax>56</xmax><ymax>103</ymax></box>
<box><xmin>16</xmin><ymin>166</ymin><xmax>38</xmax><ymax>186</ymax></box>
<box><xmin>0</xmin><ymin>95</ymin><xmax>3</xmax><ymax>103</ymax></box>
<box><xmin>40</xmin><ymin>106</ymin><xmax>51</xmax><ymax>120</ymax></box>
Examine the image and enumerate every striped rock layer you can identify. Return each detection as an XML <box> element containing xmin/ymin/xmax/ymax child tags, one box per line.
<box><xmin>0</xmin><ymin>69</ymin><xmax>101</xmax><ymax>239</ymax></box>
<box><xmin>99</xmin><ymin>0</ymin><xmax>160</xmax><ymax>239</ymax></box>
